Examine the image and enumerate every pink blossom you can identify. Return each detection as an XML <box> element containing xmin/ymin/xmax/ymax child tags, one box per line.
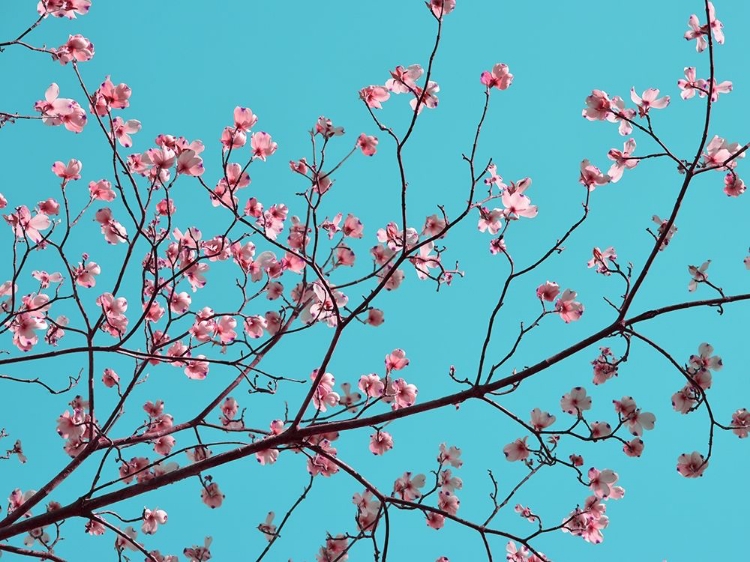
<box><xmin>359</xmin><ymin>86</ymin><xmax>390</xmax><ymax>109</ymax></box>
<box><xmin>32</xmin><ymin>270</ymin><xmax>63</xmax><ymax>288</ymax></box>
<box><xmin>34</xmin><ymin>83</ymin><xmax>87</xmax><ymax>132</ymax></box>
<box><xmin>358</xmin><ymin>374</ymin><xmax>385</xmax><ymax>398</ymax></box>
<box><xmin>588</xmin><ymin>468</ymin><xmax>621</xmax><ymax>498</ymax></box>
<box><xmin>652</xmin><ymin>215</ymin><xmax>678</xmax><ymax>250</ymax></box>
<box><xmin>677</xmin><ymin>67</ymin><xmax>704</xmax><ymax>100</ymax></box>
<box><xmin>251</xmin><ymin>132</ymin><xmax>277</xmax><ymax>161</ymax></box>
<box><xmin>91</xmin><ymin>76</ymin><xmax>131</xmax><ymax>115</ymax></box>
<box><xmin>201</xmin><ymin>482</ymin><xmax>224</xmax><ymax>508</ymax></box>
<box><xmin>142</xmin><ymin>508</ymin><xmax>168</xmax><ymax>535</ymax></box>
<box><xmin>38</xmin><ymin>0</ymin><xmax>91</xmax><ymax>18</ymax></box>
<box><xmin>672</xmin><ymin>385</ymin><xmax>698</xmax><ymax>414</ymax></box>
<box><xmin>689</xmin><ymin>342</ymin><xmax>723</xmax><ymax>373</ymax></box>
<box><xmin>102</xmin><ymin>368</ymin><xmax>119</xmax><ymax>388</ymax></box>
<box><xmin>176</xmin><ymin>149</ymin><xmax>204</xmax><ymax>176</ymax></box>
<box><xmin>555</xmin><ymin>289</ymin><xmax>584</xmax><ymax>323</ymax></box>
<box><xmin>503</xmin><ymin>437</ymin><xmax>530</xmax><ymax>462</ymax></box>
<box><xmin>502</xmin><ymin>188</ymin><xmax>537</xmax><ymax>219</ymax></box>
<box><xmin>153</xmin><ymin>436</ymin><xmax>175</xmax><ymax>456</ymax></box>
<box><xmin>52</xmin><ymin>159</ymin><xmax>82</xmax><ymax>181</ymax></box>
<box><xmin>315</xmin><ymin>116</ymin><xmax>345</xmax><ymax>138</ymax></box>
<box><xmin>480</xmin><ymin>63</ymin><xmax>513</xmax><ymax>90</ymax></box>
<box><xmin>88</xmin><ymin>179</ymin><xmax>116</xmax><ymax>201</ymax></box>
<box><xmin>630</xmin><ymin>88</ymin><xmax>670</xmax><ymax>117</ymax></box>
<box><xmin>429</xmin><ymin>0</ymin><xmax>455</xmax><ymax>18</ymax></box>
<box><xmin>426</xmin><ymin>512</ymin><xmax>445</xmax><ymax>530</ymax></box>
<box><xmin>53</xmin><ymin>34</ymin><xmax>94</xmax><ymax>64</ymax></box>
<box><xmin>477</xmin><ymin>207</ymin><xmax>503</xmax><ymax>234</ymax></box>
<box><xmin>703</xmin><ymin>135</ymin><xmax>744</xmax><ymax>170</ymax></box>
<box><xmin>386</xmin><ymin>64</ymin><xmax>423</xmax><ymax>94</ymax></box>
<box><xmin>561</xmin><ymin>387</ymin><xmax>592</xmax><ymax>415</ymax></box>
<box><xmin>587</xmin><ymin>246</ymin><xmax>617</xmax><ymax>275</ymax></box>
<box><xmin>582</xmin><ymin>90</ymin><xmax>612</xmax><ymax>121</ymax></box>
<box><xmin>73</xmin><ymin>260</ymin><xmax>101</xmax><ymax>288</ymax></box>
<box><xmin>410</xmin><ymin>81</ymin><xmax>440</xmax><ymax>114</ymax></box>
<box><xmin>536</xmin><ymin>281</ymin><xmax>560</xmax><ymax>302</ymax></box>
<box><xmin>357</xmin><ymin>133</ymin><xmax>378</xmax><ymax>156</ymax></box>
<box><xmin>724</xmin><ymin>174</ymin><xmax>745</xmax><ymax>197</ymax></box>
<box><xmin>234</xmin><ymin>106</ymin><xmax>258</xmax><ymax>131</ymax></box>
<box><xmin>185</xmin><ymin>356</ymin><xmax>209</xmax><ymax>380</ymax></box>
<box><xmin>731</xmin><ymin>408</ymin><xmax>750</xmax><ymax>438</ymax></box>
<box><xmin>220</xmin><ymin>127</ymin><xmax>246</xmax><ymax>150</ymax></box>
<box><xmin>37</xmin><ymin>198</ymin><xmax>59</xmax><ymax>215</ymax></box>
<box><xmin>438</xmin><ymin>443</ymin><xmax>463</xmax><ymax>468</ymax></box>
<box><xmin>687</xmin><ymin>260</ymin><xmax>710</xmax><ymax>292</ymax></box>
<box><xmin>369</xmin><ymin>430</ymin><xmax>394</xmax><ymax>455</ymax></box>
<box><xmin>387</xmin><ymin>378</ymin><xmax>418</xmax><ymax>409</ymax></box>
<box><xmin>94</xmin><ymin>207</ymin><xmax>128</xmax><ymax>244</ymax></box>
<box><xmin>183</xmin><ymin>537</ymin><xmax>213</xmax><ymax>562</ymax></box>
<box><xmin>112</xmin><ymin>117</ymin><xmax>141</xmax><ymax>148</ymax></box>
<box><xmin>606</xmin><ymin>138</ymin><xmax>638</xmax><ymax>183</ymax></box>
<box><xmin>623</xmin><ymin>438</ymin><xmax>645</xmax><ymax>458</ymax></box>
<box><xmin>590</xmin><ymin>421</ymin><xmax>612</xmax><ymax>440</ymax></box>
<box><xmin>579</xmin><ymin>159</ymin><xmax>610</xmax><ymax>191</ymax></box>
<box><xmin>529</xmin><ymin>408</ymin><xmax>556</xmax><ymax>431</ymax></box>
<box><xmin>393</xmin><ymin>472</ymin><xmax>425</xmax><ymax>501</ymax></box>
<box><xmin>438</xmin><ymin>490</ymin><xmax>460</xmax><ymax>515</ymax></box>
<box><xmin>684</xmin><ymin>2</ymin><xmax>723</xmax><ymax>53</ymax></box>
<box><xmin>677</xmin><ymin>451</ymin><xmax>708</xmax><ymax>478</ymax></box>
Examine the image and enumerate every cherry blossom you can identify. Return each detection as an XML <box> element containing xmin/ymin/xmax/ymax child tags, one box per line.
<box><xmin>183</xmin><ymin>536</ymin><xmax>213</xmax><ymax>562</ymax></box>
<box><xmin>111</xmin><ymin>117</ymin><xmax>141</xmax><ymax>148</ymax></box>
<box><xmin>34</xmin><ymin>83</ymin><xmax>88</xmax><ymax>132</ymax></box>
<box><xmin>52</xmin><ymin>158</ymin><xmax>82</xmax><ymax>181</ymax></box>
<box><xmin>357</xmin><ymin>133</ymin><xmax>378</xmax><ymax>156</ymax></box>
<box><xmin>529</xmin><ymin>408</ymin><xmax>556</xmax><ymax>431</ymax></box>
<box><xmin>685</xmin><ymin>2</ymin><xmax>723</xmax><ymax>53</ymax></box>
<box><xmin>369</xmin><ymin>430</ymin><xmax>393</xmax><ymax>455</ymax></box>
<box><xmin>91</xmin><ymin>76</ymin><xmax>132</xmax><ymax>115</ymax></box>
<box><xmin>386</xmin><ymin>64</ymin><xmax>423</xmax><ymax>94</ymax></box>
<box><xmin>429</xmin><ymin>0</ymin><xmax>456</xmax><ymax>18</ymax></box>
<box><xmin>579</xmin><ymin>159</ymin><xmax>610</xmax><ymax>191</ymax></box>
<box><xmin>102</xmin><ymin>368</ymin><xmax>119</xmax><ymax>388</ymax></box>
<box><xmin>555</xmin><ymin>289</ymin><xmax>583</xmax><ymax>323</ymax></box>
<box><xmin>32</xmin><ymin>270</ymin><xmax>63</xmax><ymax>288</ymax></box>
<box><xmin>393</xmin><ymin>472</ymin><xmax>425</xmax><ymax>501</ymax></box>
<box><xmin>591</xmin><ymin>346</ymin><xmax>618</xmax><ymax>384</ymax></box>
<box><xmin>410</xmin><ymin>81</ymin><xmax>440</xmax><ymax>114</ymax></box>
<box><xmin>315</xmin><ymin>116</ymin><xmax>345</xmax><ymax>138</ymax></box>
<box><xmin>359</xmin><ymin>86</ymin><xmax>390</xmax><ymax>109</ymax></box>
<box><xmin>536</xmin><ymin>281</ymin><xmax>560</xmax><ymax>302</ymax></box>
<box><xmin>731</xmin><ymin>409</ymin><xmax>750</xmax><ymax>438</ymax></box>
<box><xmin>503</xmin><ymin>437</ymin><xmax>530</xmax><ymax>462</ymax></box>
<box><xmin>651</xmin><ymin>215</ymin><xmax>677</xmax><ymax>250</ymax></box>
<box><xmin>677</xmin><ymin>451</ymin><xmax>708</xmax><ymax>478</ymax></box>
<box><xmin>94</xmin><ymin>207</ymin><xmax>128</xmax><ymax>244</ymax></box>
<box><xmin>258</xmin><ymin>512</ymin><xmax>276</xmax><ymax>541</ymax></box>
<box><xmin>185</xmin><ymin>356</ymin><xmax>209</xmax><ymax>380</ymax></box>
<box><xmin>561</xmin><ymin>387</ymin><xmax>592</xmax><ymax>415</ymax></box>
<box><xmin>142</xmin><ymin>507</ymin><xmax>168</xmax><ymax>535</ymax></box>
<box><xmin>677</xmin><ymin>67</ymin><xmax>703</xmax><ymax>99</ymax></box>
<box><xmin>234</xmin><ymin>106</ymin><xmax>258</xmax><ymax>131</ymax></box>
<box><xmin>481</xmin><ymin>63</ymin><xmax>513</xmax><ymax>91</ymax></box>
<box><xmin>438</xmin><ymin>443</ymin><xmax>463</xmax><ymax>468</ymax></box>
<box><xmin>590</xmin><ymin>421</ymin><xmax>612</xmax><ymax>440</ymax></box>
<box><xmin>587</xmin><ymin>246</ymin><xmax>617</xmax><ymax>275</ymax></box>
<box><xmin>53</xmin><ymin>34</ymin><xmax>94</xmax><ymax>64</ymax></box>
<box><xmin>687</xmin><ymin>260</ymin><xmax>710</xmax><ymax>292</ymax></box>
<box><xmin>702</xmin><ymin>135</ymin><xmax>744</xmax><ymax>170</ymax></box>
<box><xmin>38</xmin><ymin>0</ymin><xmax>91</xmax><ymax>18</ymax></box>
<box><xmin>623</xmin><ymin>438</ymin><xmax>645</xmax><ymax>458</ymax></box>
<box><xmin>201</xmin><ymin>482</ymin><xmax>224</xmax><ymax>508</ymax></box>
<box><xmin>630</xmin><ymin>88</ymin><xmax>670</xmax><ymax>117</ymax></box>
<box><xmin>606</xmin><ymin>138</ymin><xmax>638</xmax><ymax>183</ymax></box>
<box><xmin>723</xmin><ymin>174</ymin><xmax>745</xmax><ymax>197</ymax></box>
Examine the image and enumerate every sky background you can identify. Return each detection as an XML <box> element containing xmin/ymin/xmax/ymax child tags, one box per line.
<box><xmin>1</xmin><ymin>1</ymin><xmax>749</xmax><ymax>560</ymax></box>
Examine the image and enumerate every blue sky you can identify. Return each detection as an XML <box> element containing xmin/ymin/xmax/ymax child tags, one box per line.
<box><xmin>1</xmin><ymin>1</ymin><xmax>749</xmax><ymax>560</ymax></box>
